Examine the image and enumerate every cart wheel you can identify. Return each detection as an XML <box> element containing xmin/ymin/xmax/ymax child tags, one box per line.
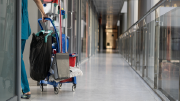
<box><xmin>59</xmin><ymin>83</ymin><xmax>62</xmax><ymax>89</ymax></box>
<box><xmin>40</xmin><ymin>84</ymin><xmax>44</xmax><ymax>92</ymax></box>
<box><xmin>54</xmin><ymin>87</ymin><xmax>59</xmax><ymax>94</ymax></box>
<box><xmin>72</xmin><ymin>85</ymin><xmax>76</xmax><ymax>92</ymax></box>
<box><xmin>73</xmin><ymin>84</ymin><xmax>76</xmax><ymax>89</ymax></box>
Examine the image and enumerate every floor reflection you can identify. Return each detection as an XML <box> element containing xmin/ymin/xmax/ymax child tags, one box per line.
<box><xmin>23</xmin><ymin>53</ymin><xmax>161</xmax><ymax>101</ymax></box>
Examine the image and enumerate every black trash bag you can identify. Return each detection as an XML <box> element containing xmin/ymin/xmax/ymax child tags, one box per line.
<box><xmin>29</xmin><ymin>32</ymin><xmax>52</xmax><ymax>81</ymax></box>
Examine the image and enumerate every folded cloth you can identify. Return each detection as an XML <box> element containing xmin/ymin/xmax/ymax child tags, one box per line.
<box><xmin>70</xmin><ymin>67</ymin><xmax>83</xmax><ymax>77</ymax></box>
<box><xmin>48</xmin><ymin>66</ymin><xmax>83</xmax><ymax>81</ymax></box>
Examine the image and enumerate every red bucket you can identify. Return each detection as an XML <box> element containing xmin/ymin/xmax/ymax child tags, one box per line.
<box><xmin>69</xmin><ymin>53</ymin><xmax>77</xmax><ymax>67</ymax></box>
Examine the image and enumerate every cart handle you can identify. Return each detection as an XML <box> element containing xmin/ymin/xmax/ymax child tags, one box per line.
<box><xmin>43</xmin><ymin>0</ymin><xmax>57</xmax><ymax>3</ymax></box>
<box><xmin>38</xmin><ymin>18</ymin><xmax>57</xmax><ymax>33</ymax></box>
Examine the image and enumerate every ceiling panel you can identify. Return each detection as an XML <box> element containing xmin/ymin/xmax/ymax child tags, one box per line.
<box><xmin>93</xmin><ymin>0</ymin><xmax>124</xmax><ymax>15</ymax></box>
<box><xmin>93</xmin><ymin>0</ymin><xmax>124</xmax><ymax>28</ymax></box>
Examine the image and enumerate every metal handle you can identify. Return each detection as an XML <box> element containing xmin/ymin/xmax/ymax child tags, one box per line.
<box><xmin>38</xmin><ymin>18</ymin><xmax>57</xmax><ymax>33</ymax></box>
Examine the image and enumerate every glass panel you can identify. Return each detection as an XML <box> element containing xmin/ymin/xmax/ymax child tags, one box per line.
<box><xmin>72</xmin><ymin>0</ymin><xmax>77</xmax><ymax>53</ymax></box>
<box><xmin>127</xmin><ymin>35</ymin><xmax>131</xmax><ymax>62</ymax></box>
<box><xmin>132</xmin><ymin>31</ymin><xmax>136</xmax><ymax>68</ymax></box>
<box><xmin>127</xmin><ymin>36</ymin><xmax>129</xmax><ymax>61</ymax></box>
<box><xmin>131</xmin><ymin>32</ymin><xmax>134</xmax><ymax>66</ymax></box>
<box><xmin>95</xmin><ymin>13</ymin><xmax>98</xmax><ymax>53</ymax></box>
<box><xmin>129</xmin><ymin>34</ymin><xmax>131</xmax><ymax>64</ymax></box>
<box><xmin>146</xmin><ymin>21</ymin><xmax>155</xmax><ymax>84</ymax></box>
<box><xmin>0</xmin><ymin>0</ymin><xmax>16</xmax><ymax>100</ymax></box>
<box><xmin>126</xmin><ymin>37</ymin><xmax>128</xmax><ymax>60</ymax></box>
<box><xmin>158</xmin><ymin>8</ymin><xmax>180</xmax><ymax>101</ymax></box>
<box><xmin>139</xmin><ymin>27</ymin><xmax>143</xmax><ymax>75</ymax></box>
<box><xmin>81</xmin><ymin>0</ymin><xmax>88</xmax><ymax>60</ymax></box>
<box><xmin>89</xmin><ymin>2</ymin><xmax>93</xmax><ymax>56</ymax></box>
<box><xmin>136</xmin><ymin>29</ymin><xmax>140</xmax><ymax>70</ymax></box>
<box><xmin>91</xmin><ymin>6</ymin><xmax>95</xmax><ymax>55</ymax></box>
<box><xmin>143</xmin><ymin>26</ymin><xmax>147</xmax><ymax>76</ymax></box>
<box><xmin>137</xmin><ymin>28</ymin><xmax>141</xmax><ymax>73</ymax></box>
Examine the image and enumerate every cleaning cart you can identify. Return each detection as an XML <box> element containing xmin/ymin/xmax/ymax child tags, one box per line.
<box><xmin>38</xmin><ymin>17</ymin><xmax>81</xmax><ymax>94</ymax></box>
<box><xmin>38</xmin><ymin>0</ymin><xmax>82</xmax><ymax>94</ymax></box>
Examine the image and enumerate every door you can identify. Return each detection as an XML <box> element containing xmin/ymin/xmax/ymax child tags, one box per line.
<box><xmin>106</xmin><ymin>32</ymin><xmax>117</xmax><ymax>49</ymax></box>
<box><xmin>0</xmin><ymin>0</ymin><xmax>20</xmax><ymax>101</ymax></box>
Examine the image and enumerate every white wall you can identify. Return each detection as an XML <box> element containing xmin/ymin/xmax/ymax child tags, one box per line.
<box><xmin>23</xmin><ymin>0</ymin><xmax>38</xmax><ymax>86</ymax></box>
<box><xmin>121</xmin><ymin>1</ymin><xmax>128</xmax><ymax>33</ymax></box>
<box><xmin>122</xmin><ymin>13</ymin><xmax>127</xmax><ymax>33</ymax></box>
<box><xmin>127</xmin><ymin>0</ymin><xmax>138</xmax><ymax>28</ymax></box>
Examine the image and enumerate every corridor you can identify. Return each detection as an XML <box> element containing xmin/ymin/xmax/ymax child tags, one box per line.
<box><xmin>22</xmin><ymin>52</ymin><xmax>161</xmax><ymax>101</ymax></box>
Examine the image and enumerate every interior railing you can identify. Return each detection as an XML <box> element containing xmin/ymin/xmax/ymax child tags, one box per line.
<box><xmin>119</xmin><ymin>0</ymin><xmax>180</xmax><ymax>101</ymax></box>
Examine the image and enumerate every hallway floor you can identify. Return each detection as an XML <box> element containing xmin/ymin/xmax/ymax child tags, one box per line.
<box><xmin>22</xmin><ymin>53</ymin><xmax>161</xmax><ymax>101</ymax></box>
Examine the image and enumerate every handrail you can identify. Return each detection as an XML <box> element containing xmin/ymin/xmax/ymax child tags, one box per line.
<box><xmin>121</xmin><ymin>0</ymin><xmax>166</xmax><ymax>36</ymax></box>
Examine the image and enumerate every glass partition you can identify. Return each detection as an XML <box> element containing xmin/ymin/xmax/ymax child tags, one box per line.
<box><xmin>131</xmin><ymin>31</ymin><xmax>136</xmax><ymax>69</ymax></box>
<box><xmin>81</xmin><ymin>0</ymin><xmax>88</xmax><ymax>61</ymax></box>
<box><xmin>72</xmin><ymin>0</ymin><xmax>78</xmax><ymax>53</ymax></box>
<box><xmin>119</xmin><ymin>1</ymin><xmax>180</xmax><ymax>100</ymax></box>
<box><xmin>158</xmin><ymin>7</ymin><xmax>180</xmax><ymax>101</ymax></box>
<box><xmin>95</xmin><ymin>13</ymin><xmax>99</xmax><ymax>53</ymax></box>
<box><xmin>145</xmin><ymin>20</ymin><xmax>155</xmax><ymax>85</ymax></box>
<box><xmin>129</xmin><ymin>32</ymin><xmax>131</xmax><ymax>64</ymax></box>
<box><xmin>0</xmin><ymin>0</ymin><xmax>17</xmax><ymax>100</ymax></box>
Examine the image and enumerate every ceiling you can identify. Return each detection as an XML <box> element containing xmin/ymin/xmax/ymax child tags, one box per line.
<box><xmin>93</xmin><ymin>0</ymin><xmax>125</xmax><ymax>28</ymax></box>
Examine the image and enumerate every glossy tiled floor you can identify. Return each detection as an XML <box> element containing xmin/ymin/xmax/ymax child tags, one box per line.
<box><xmin>22</xmin><ymin>52</ymin><xmax>162</xmax><ymax>101</ymax></box>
